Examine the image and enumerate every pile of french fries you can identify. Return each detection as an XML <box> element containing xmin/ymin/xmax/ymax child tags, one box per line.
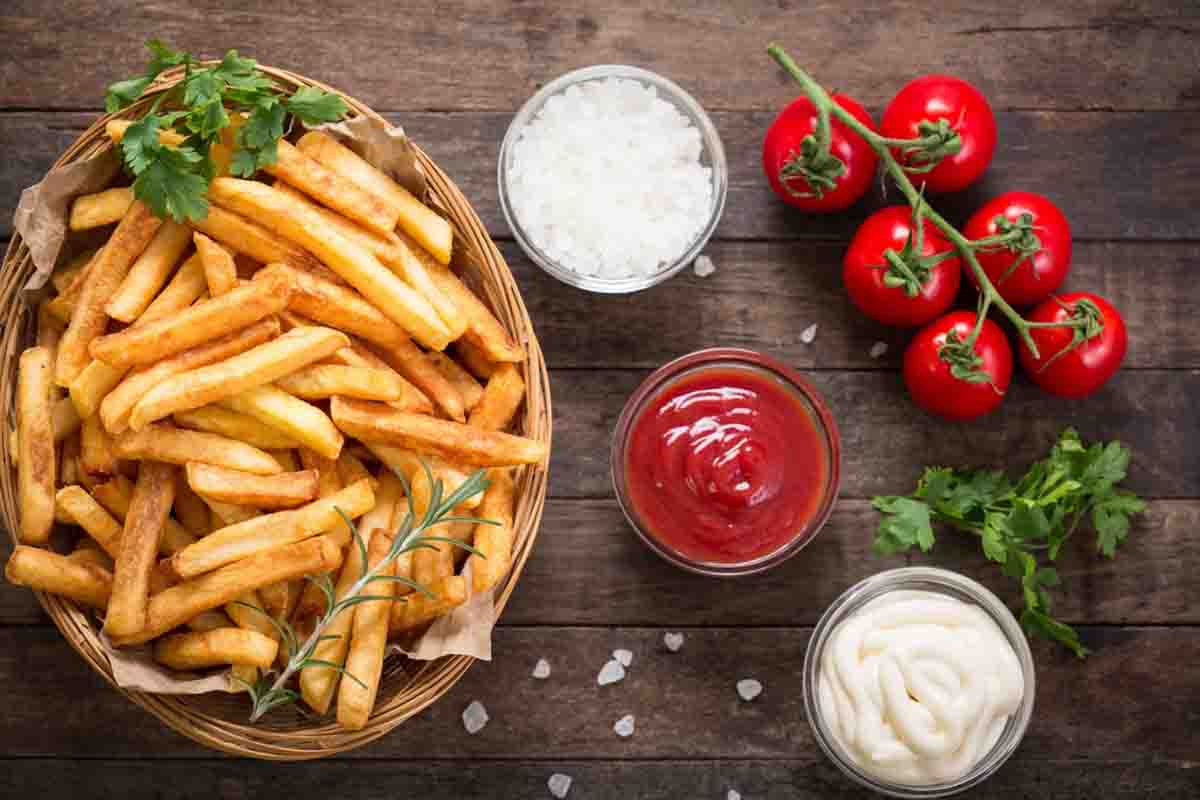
<box><xmin>7</xmin><ymin>125</ymin><xmax>545</xmax><ymax>730</ymax></box>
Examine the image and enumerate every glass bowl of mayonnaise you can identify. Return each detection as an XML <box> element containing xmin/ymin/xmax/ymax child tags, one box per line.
<box><xmin>804</xmin><ymin>567</ymin><xmax>1036</xmax><ymax>798</ymax></box>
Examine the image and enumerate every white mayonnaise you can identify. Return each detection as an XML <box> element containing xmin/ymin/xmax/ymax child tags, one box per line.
<box><xmin>816</xmin><ymin>590</ymin><xmax>1024</xmax><ymax>785</ymax></box>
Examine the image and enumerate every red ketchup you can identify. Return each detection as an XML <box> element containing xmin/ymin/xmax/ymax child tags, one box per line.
<box><xmin>623</xmin><ymin>365</ymin><xmax>832</xmax><ymax>566</ymax></box>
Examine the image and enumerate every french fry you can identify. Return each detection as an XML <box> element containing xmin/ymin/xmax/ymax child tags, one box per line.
<box><xmin>273</xmin><ymin>181</ymin><xmax>465</xmax><ymax>338</ymax></box>
<box><xmin>427</xmin><ymin>263</ymin><xmax>525</xmax><ymax>363</ymax></box>
<box><xmin>112</xmin><ymin>535</ymin><xmax>343</xmax><ymax>646</ymax></box>
<box><xmin>321</xmin><ymin>340</ymin><xmax>433</xmax><ymax>415</ymax></box>
<box><xmin>52</xmin><ymin>249</ymin><xmax>97</xmax><ymax>295</ymax></box>
<box><xmin>469</xmin><ymin>468</ymin><xmax>516</xmax><ymax>593</ymax></box>
<box><xmin>332</xmin><ymin>398</ymin><xmax>547</xmax><ymax>467</ymax></box>
<box><xmin>390</xmin><ymin>576</ymin><xmax>467</xmax><ymax>633</ymax></box>
<box><xmin>69</xmin><ymin>540</ymin><xmax>115</xmax><ymax>572</ymax></box>
<box><xmin>174</xmin><ymin>406</ymin><xmax>300</xmax><ymax>450</ymax></box>
<box><xmin>173</xmin><ymin>472</ymin><xmax>212</xmax><ymax>538</ymax></box>
<box><xmin>138</xmin><ymin>252</ymin><xmax>207</xmax><ymax>323</ymax></box>
<box><xmin>106</xmin><ymin>221</ymin><xmax>193</xmax><ymax>322</ymax></box>
<box><xmin>37</xmin><ymin>303</ymin><xmax>64</xmax><ymax>356</ymax></box>
<box><xmin>208</xmin><ymin>178</ymin><xmax>451</xmax><ymax>350</ymax></box>
<box><xmin>45</xmin><ymin>248</ymin><xmax>102</xmax><ymax>325</ymax></box>
<box><xmin>113</xmin><ymin>423</ymin><xmax>283</xmax><ymax>475</ymax></box>
<box><xmin>17</xmin><ymin>347</ymin><xmax>56</xmax><ymax>543</ymax></box>
<box><xmin>289</xmin><ymin>448</ymin><xmax>344</xmax><ymax>619</ymax></box>
<box><xmin>56</xmin><ymin>200</ymin><xmax>163</xmax><ymax>386</ymax></box>
<box><xmin>5</xmin><ymin>546</ymin><xmax>112</xmax><ymax>609</ymax></box>
<box><xmin>266</xmin><ymin>138</ymin><xmax>400</xmax><ymax>236</ymax></box>
<box><xmin>89</xmin><ymin>268</ymin><xmax>292</xmax><ymax>370</ymax></box>
<box><xmin>105</xmin><ymin>119</ymin><xmax>183</xmax><ymax>146</ymax></box>
<box><xmin>364</xmin><ymin>443</ymin><xmax>480</xmax><ymax>511</ymax></box>
<box><xmin>364</xmin><ymin>338</ymin><xmax>464</xmax><ymax>422</ymax></box>
<box><xmin>69</xmin><ymin>359</ymin><xmax>128</xmax><ymax>420</ymax></box>
<box><xmin>103</xmin><ymin>461</ymin><xmax>177</xmax><ymax>638</ymax></box>
<box><xmin>428</xmin><ymin>351</ymin><xmax>484</xmax><ymax>411</ymax></box>
<box><xmin>189</xmin><ymin>203</ymin><xmax>325</xmax><ymax>274</ymax></box>
<box><xmin>224</xmin><ymin>591</ymin><xmax>278</xmax><ymax>641</ymax></box>
<box><xmin>53</xmin><ymin>396</ymin><xmax>83</xmax><ymax>442</ymax></box>
<box><xmin>169</xmin><ymin>479</ymin><xmax>374</xmax><ymax>578</ymax></box>
<box><xmin>89</xmin><ymin>476</ymin><xmax>196</xmax><ymax>556</ymax></box>
<box><xmin>337</xmin><ymin>530</ymin><xmax>396</xmax><ymax>730</ymax></box>
<box><xmin>408</xmin><ymin>468</ymin><xmax>449</xmax><ymax>585</ymax></box>
<box><xmin>468</xmin><ymin>363</ymin><xmax>526</xmax><ymax>432</ymax></box>
<box><xmin>260</xmin><ymin>262</ymin><xmax>407</xmax><ymax>348</ymax></box>
<box><xmin>69</xmin><ymin>186</ymin><xmax>135</xmax><ymax>231</ymax></box>
<box><xmin>276</xmin><ymin>364</ymin><xmax>406</xmax><ymax>403</ymax></box>
<box><xmin>56</xmin><ymin>485</ymin><xmax>123</xmax><ymax>556</ymax></box>
<box><xmin>336</xmin><ymin>450</ymin><xmax>376</xmax><ymax>491</ymax></box>
<box><xmin>186</xmin><ymin>463</ymin><xmax>319</xmax><ymax>509</ymax></box>
<box><xmin>202</xmin><ymin>497</ymin><xmax>259</xmax><ymax>526</ymax></box>
<box><xmin>193</xmin><ymin>231</ymin><xmax>238</xmax><ymax>297</ymax></box>
<box><xmin>100</xmin><ymin>316</ymin><xmax>279</xmax><ymax>435</ymax></box>
<box><xmin>186</xmin><ymin>609</ymin><xmax>234</xmax><ymax>632</ymax></box>
<box><xmin>268</xmin><ymin>448</ymin><xmax>301</xmax><ymax>472</ymax></box>
<box><xmin>300</xmin><ymin>448</ymin><xmax>343</xmax><ymax>499</ymax></box>
<box><xmin>257</xmin><ymin>578</ymin><xmax>291</xmax><ymax>623</ymax></box>
<box><xmin>219</xmin><ymin>385</ymin><xmax>344</xmax><ymax>460</ymax></box>
<box><xmin>79</xmin><ymin>415</ymin><xmax>118</xmax><ymax>478</ymax></box>
<box><xmin>154</xmin><ymin>628</ymin><xmax>279</xmax><ymax>670</ymax></box>
<box><xmin>128</xmin><ymin>325</ymin><xmax>348</xmax><ymax>429</ymax></box>
<box><xmin>296</xmin><ymin>131</ymin><xmax>453</xmax><ymax>264</ymax></box>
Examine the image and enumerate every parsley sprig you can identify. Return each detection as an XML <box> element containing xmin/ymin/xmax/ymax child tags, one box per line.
<box><xmin>872</xmin><ymin>429</ymin><xmax>1145</xmax><ymax>658</ymax></box>
<box><xmin>105</xmin><ymin>39</ymin><xmax>348</xmax><ymax>222</ymax></box>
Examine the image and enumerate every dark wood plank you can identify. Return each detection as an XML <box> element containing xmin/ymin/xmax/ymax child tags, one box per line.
<box><xmin>5</xmin><ymin>110</ymin><xmax>1200</xmax><ymax>243</ymax></box>
<box><xmin>2</xmin><ymin>2</ymin><xmax>1198</xmax><ymax>112</ymax></box>
<box><xmin>550</xmin><ymin>369</ymin><xmax>1200</xmax><ymax>499</ymax></box>
<box><xmin>0</xmin><ymin>758</ymin><xmax>1194</xmax><ymax>799</ymax></box>
<box><xmin>0</xmin><ymin>626</ymin><xmax>1195</xmax><ymax>760</ymax></box>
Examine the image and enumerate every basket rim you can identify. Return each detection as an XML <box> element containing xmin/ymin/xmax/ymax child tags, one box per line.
<box><xmin>0</xmin><ymin>63</ymin><xmax>553</xmax><ymax>760</ymax></box>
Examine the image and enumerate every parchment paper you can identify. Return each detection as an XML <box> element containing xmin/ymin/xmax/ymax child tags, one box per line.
<box><xmin>16</xmin><ymin>114</ymin><xmax>495</xmax><ymax>694</ymax></box>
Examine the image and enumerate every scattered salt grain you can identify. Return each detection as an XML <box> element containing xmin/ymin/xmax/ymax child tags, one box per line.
<box><xmin>663</xmin><ymin>632</ymin><xmax>684</xmax><ymax>652</ymax></box>
<box><xmin>613</xmin><ymin>648</ymin><xmax>634</xmax><ymax>668</ymax></box>
<box><xmin>870</xmin><ymin>341</ymin><xmax>889</xmax><ymax>359</ymax></box>
<box><xmin>598</xmin><ymin>658</ymin><xmax>626</xmax><ymax>686</ymax></box>
<box><xmin>507</xmin><ymin>77</ymin><xmax>714</xmax><ymax>280</ymax></box>
<box><xmin>736</xmin><ymin>678</ymin><xmax>763</xmax><ymax>702</ymax></box>
<box><xmin>614</xmin><ymin>714</ymin><xmax>636</xmax><ymax>737</ymax></box>
<box><xmin>548</xmin><ymin>773</ymin><xmax>573</xmax><ymax>798</ymax></box>
<box><xmin>693</xmin><ymin>253</ymin><xmax>715</xmax><ymax>277</ymax></box>
<box><xmin>462</xmin><ymin>700</ymin><xmax>489</xmax><ymax>734</ymax></box>
<box><xmin>800</xmin><ymin>323</ymin><xmax>818</xmax><ymax>344</ymax></box>
<box><xmin>532</xmin><ymin>658</ymin><xmax>551</xmax><ymax>679</ymax></box>
<box><xmin>727</xmin><ymin>791</ymin><xmax>742</xmax><ymax>800</ymax></box>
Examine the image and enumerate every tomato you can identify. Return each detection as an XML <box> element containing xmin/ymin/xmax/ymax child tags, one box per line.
<box><xmin>1018</xmin><ymin>293</ymin><xmax>1126</xmax><ymax>398</ymax></box>
<box><xmin>880</xmin><ymin>75</ymin><xmax>997</xmax><ymax>193</ymax></box>
<box><xmin>903</xmin><ymin>311</ymin><xmax>1013</xmax><ymax>420</ymax></box>
<box><xmin>842</xmin><ymin>206</ymin><xmax>961</xmax><ymax>327</ymax></box>
<box><xmin>964</xmin><ymin>192</ymin><xmax>1072</xmax><ymax>306</ymax></box>
<box><xmin>763</xmin><ymin>94</ymin><xmax>878</xmax><ymax>212</ymax></box>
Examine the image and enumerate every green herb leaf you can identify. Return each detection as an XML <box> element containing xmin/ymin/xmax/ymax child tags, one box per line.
<box><xmin>285</xmin><ymin>86</ymin><xmax>350</xmax><ymax>125</ymax></box>
<box><xmin>871</xmin><ymin>496</ymin><xmax>934</xmax><ymax>555</ymax></box>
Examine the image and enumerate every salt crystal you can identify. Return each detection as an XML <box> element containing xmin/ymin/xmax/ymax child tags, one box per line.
<box><xmin>507</xmin><ymin>77</ymin><xmax>715</xmax><ymax>280</ymax></box>
<box><xmin>598</xmin><ymin>659</ymin><xmax>626</xmax><ymax>686</ymax></box>
<box><xmin>548</xmin><ymin>773</ymin><xmax>573</xmax><ymax>798</ymax></box>
<box><xmin>693</xmin><ymin>253</ymin><xmax>715</xmax><ymax>277</ymax></box>
<box><xmin>800</xmin><ymin>323</ymin><xmax>818</xmax><ymax>344</ymax></box>
<box><xmin>613</xmin><ymin>648</ymin><xmax>633</xmax><ymax>667</ymax></box>
<box><xmin>727</xmin><ymin>791</ymin><xmax>742</xmax><ymax>800</ymax></box>
<box><xmin>614</xmin><ymin>714</ymin><xmax>636</xmax><ymax>737</ymax></box>
<box><xmin>532</xmin><ymin>658</ymin><xmax>551</xmax><ymax>679</ymax></box>
<box><xmin>870</xmin><ymin>341</ymin><xmax>889</xmax><ymax>359</ymax></box>
<box><xmin>462</xmin><ymin>700</ymin><xmax>489</xmax><ymax>734</ymax></box>
<box><xmin>737</xmin><ymin>678</ymin><xmax>763</xmax><ymax>701</ymax></box>
<box><xmin>663</xmin><ymin>632</ymin><xmax>684</xmax><ymax>652</ymax></box>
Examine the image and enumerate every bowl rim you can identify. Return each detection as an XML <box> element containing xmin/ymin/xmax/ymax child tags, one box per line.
<box><xmin>497</xmin><ymin>63</ymin><xmax>728</xmax><ymax>294</ymax></box>
<box><xmin>0</xmin><ymin>62</ymin><xmax>553</xmax><ymax>760</ymax></box>
<box><xmin>609</xmin><ymin>347</ymin><xmax>841</xmax><ymax>577</ymax></box>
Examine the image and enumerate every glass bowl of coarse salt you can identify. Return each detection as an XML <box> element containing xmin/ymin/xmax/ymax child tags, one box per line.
<box><xmin>499</xmin><ymin>65</ymin><xmax>727</xmax><ymax>293</ymax></box>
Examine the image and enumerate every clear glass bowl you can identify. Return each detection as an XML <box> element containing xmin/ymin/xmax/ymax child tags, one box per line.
<box><xmin>498</xmin><ymin>64</ymin><xmax>728</xmax><ymax>293</ymax></box>
<box><xmin>804</xmin><ymin>567</ymin><xmax>1036</xmax><ymax>798</ymax></box>
<box><xmin>610</xmin><ymin>348</ymin><xmax>840</xmax><ymax>576</ymax></box>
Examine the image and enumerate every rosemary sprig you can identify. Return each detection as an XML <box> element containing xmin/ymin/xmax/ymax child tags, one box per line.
<box><xmin>236</xmin><ymin>460</ymin><xmax>494</xmax><ymax>722</ymax></box>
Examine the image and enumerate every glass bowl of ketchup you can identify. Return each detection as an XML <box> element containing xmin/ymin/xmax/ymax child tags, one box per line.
<box><xmin>611</xmin><ymin>348</ymin><xmax>840</xmax><ymax>577</ymax></box>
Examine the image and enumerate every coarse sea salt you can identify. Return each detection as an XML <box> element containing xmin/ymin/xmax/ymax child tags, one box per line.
<box><xmin>462</xmin><ymin>700</ymin><xmax>489</xmax><ymax>734</ymax></box>
<box><xmin>532</xmin><ymin>658</ymin><xmax>551</xmax><ymax>679</ymax></box>
<box><xmin>736</xmin><ymin>678</ymin><xmax>763</xmax><ymax>702</ymax></box>
<box><xmin>548</xmin><ymin>773</ymin><xmax>573</xmax><ymax>798</ymax></box>
<box><xmin>598</xmin><ymin>658</ymin><xmax>626</xmax><ymax>686</ymax></box>
<box><xmin>613</xmin><ymin>648</ymin><xmax>634</xmax><ymax>668</ymax></box>
<box><xmin>727</xmin><ymin>791</ymin><xmax>742</xmax><ymax>800</ymax></box>
<box><xmin>663</xmin><ymin>632</ymin><xmax>684</xmax><ymax>652</ymax></box>
<box><xmin>614</xmin><ymin>714</ymin><xmax>636</xmax><ymax>737</ymax></box>
<box><xmin>508</xmin><ymin>78</ymin><xmax>713</xmax><ymax>280</ymax></box>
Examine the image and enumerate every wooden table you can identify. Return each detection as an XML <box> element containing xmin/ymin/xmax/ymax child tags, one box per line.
<box><xmin>1</xmin><ymin>2</ymin><xmax>1197</xmax><ymax>797</ymax></box>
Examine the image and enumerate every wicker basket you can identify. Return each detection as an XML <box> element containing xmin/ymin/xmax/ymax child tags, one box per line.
<box><xmin>0</xmin><ymin>65</ymin><xmax>552</xmax><ymax>759</ymax></box>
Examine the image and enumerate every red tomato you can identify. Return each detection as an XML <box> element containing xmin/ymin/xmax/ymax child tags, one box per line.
<box><xmin>1018</xmin><ymin>293</ymin><xmax>1127</xmax><ymax>398</ymax></box>
<box><xmin>903</xmin><ymin>311</ymin><xmax>1013</xmax><ymax>420</ymax></box>
<box><xmin>763</xmin><ymin>94</ymin><xmax>878</xmax><ymax>212</ymax></box>
<box><xmin>964</xmin><ymin>192</ymin><xmax>1072</xmax><ymax>306</ymax></box>
<box><xmin>881</xmin><ymin>75</ymin><xmax>997</xmax><ymax>193</ymax></box>
<box><xmin>842</xmin><ymin>206</ymin><xmax>961</xmax><ymax>327</ymax></box>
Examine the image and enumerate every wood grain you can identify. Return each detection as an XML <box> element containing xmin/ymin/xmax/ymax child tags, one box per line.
<box><xmin>2</xmin><ymin>2</ymin><xmax>1198</xmax><ymax>112</ymax></box>
<box><xmin>0</xmin><ymin>626</ymin><xmax>1195</xmax><ymax>760</ymax></box>
<box><xmin>549</xmin><ymin>369</ymin><xmax>1200</xmax><ymax>499</ymax></box>
<box><xmin>0</xmin><ymin>758</ymin><xmax>1194</xmax><ymax>799</ymax></box>
<box><xmin>5</xmin><ymin>110</ymin><xmax>1200</xmax><ymax>242</ymax></box>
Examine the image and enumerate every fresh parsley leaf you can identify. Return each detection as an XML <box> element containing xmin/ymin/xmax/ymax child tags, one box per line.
<box><xmin>871</xmin><ymin>496</ymin><xmax>934</xmax><ymax>555</ymax></box>
<box><xmin>1092</xmin><ymin>491</ymin><xmax>1146</xmax><ymax>557</ymax></box>
<box><xmin>133</xmin><ymin>146</ymin><xmax>210</xmax><ymax>222</ymax></box>
<box><xmin>1021</xmin><ymin>607</ymin><xmax>1089</xmax><ymax>659</ymax></box>
<box><xmin>284</xmin><ymin>86</ymin><xmax>350</xmax><ymax>125</ymax></box>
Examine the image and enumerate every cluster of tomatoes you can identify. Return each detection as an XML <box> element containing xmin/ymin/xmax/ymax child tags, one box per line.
<box><xmin>763</xmin><ymin>75</ymin><xmax>1127</xmax><ymax>420</ymax></box>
